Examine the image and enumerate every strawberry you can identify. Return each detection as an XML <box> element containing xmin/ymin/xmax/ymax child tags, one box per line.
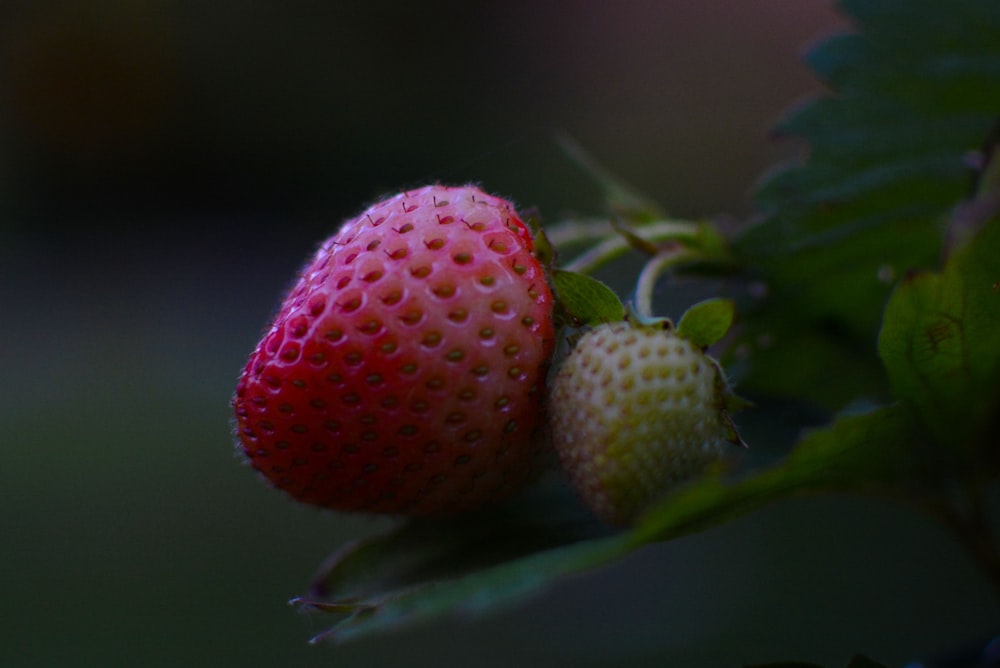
<box><xmin>549</xmin><ymin>319</ymin><xmax>743</xmax><ymax>526</ymax></box>
<box><xmin>232</xmin><ymin>185</ymin><xmax>555</xmax><ymax>516</ymax></box>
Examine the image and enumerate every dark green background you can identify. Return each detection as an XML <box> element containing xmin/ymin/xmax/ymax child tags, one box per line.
<box><xmin>1</xmin><ymin>1</ymin><xmax>994</xmax><ymax>665</ymax></box>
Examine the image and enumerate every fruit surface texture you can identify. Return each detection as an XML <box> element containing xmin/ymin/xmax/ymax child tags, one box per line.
<box><xmin>550</xmin><ymin>320</ymin><xmax>739</xmax><ymax>525</ymax></box>
<box><xmin>233</xmin><ymin>185</ymin><xmax>555</xmax><ymax>516</ymax></box>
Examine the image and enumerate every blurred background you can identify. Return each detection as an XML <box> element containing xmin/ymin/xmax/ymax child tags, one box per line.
<box><xmin>1</xmin><ymin>1</ymin><xmax>995</xmax><ymax>666</ymax></box>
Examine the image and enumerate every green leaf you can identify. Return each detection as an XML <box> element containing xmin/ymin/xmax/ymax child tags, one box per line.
<box><xmin>631</xmin><ymin>403</ymin><xmax>920</xmax><ymax>545</ymax></box>
<box><xmin>303</xmin><ymin>531</ymin><xmax>634</xmax><ymax>644</ymax></box>
<box><xmin>878</xmin><ymin>213</ymin><xmax>1000</xmax><ymax>452</ymax></box>
<box><xmin>301</xmin><ymin>479</ymin><xmax>607</xmax><ymax>605</ymax></box>
<box><xmin>676</xmin><ymin>298</ymin><xmax>736</xmax><ymax>348</ymax></box>
<box><xmin>551</xmin><ymin>269</ymin><xmax>626</xmax><ymax>325</ymax></box>
<box><xmin>293</xmin><ymin>478</ymin><xmax>622</xmax><ymax>644</ymax></box>
<box><xmin>733</xmin><ymin>0</ymin><xmax>1000</xmax><ymax>409</ymax></box>
<box><xmin>724</xmin><ymin>327</ymin><xmax>890</xmax><ymax>410</ymax></box>
<box><xmin>298</xmin><ymin>404</ymin><xmax>918</xmax><ymax>644</ymax></box>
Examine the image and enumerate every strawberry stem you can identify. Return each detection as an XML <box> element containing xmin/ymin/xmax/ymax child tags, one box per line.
<box><xmin>552</xmin><ymin>219</ymin><xmax>702</xmax><ymax>275</ymax></box>
<box><xmin>633</xmin><ymin>245</ymin><xmax>692</xmax><ymax>321</ymax></box>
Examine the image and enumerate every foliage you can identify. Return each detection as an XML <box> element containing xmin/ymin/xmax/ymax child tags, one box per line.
<box><xmin>732</xmin><ymin>0</ymin><xmax>1000</xmax><ymax>409</ymax></box>
<box><xmin>287</xmin><ymin>0</ymin><xmax>1000</xmax><ymax>652</ymax></box>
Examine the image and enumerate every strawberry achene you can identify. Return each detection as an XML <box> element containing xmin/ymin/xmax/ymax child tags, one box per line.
<box><xmin>232</xmin><ymin>185</ymin><xmax>555</xmax><ymax>516</ymax></box>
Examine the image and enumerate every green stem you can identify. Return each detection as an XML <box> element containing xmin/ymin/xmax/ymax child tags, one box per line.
<box><xmin>632</xmin><ymin>247</ymin><xmax>689</xmax><ymax>321</ymax></box>
<box><xmin>552</xmin><ymin>219</ymin><xmax>702</xmax><ymax>275</ymax></box>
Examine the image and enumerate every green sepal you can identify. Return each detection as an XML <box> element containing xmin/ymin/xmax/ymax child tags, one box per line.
<box><xmin>676</xmin><ymin>298</ymin><xmax>736</xmax><ymax>348</ymax></box>
<box><xmin>530</xmin><ymin>224</ymin><xmax>557</xmax><ymax>269</ymax></box>
<box><xmin>551</xmin><ymin>269</ymin><xmax>627</xmax><ymax>326</ymax></box>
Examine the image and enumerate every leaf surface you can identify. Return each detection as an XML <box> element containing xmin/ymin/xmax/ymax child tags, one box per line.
<box><xmin>733</xmin><ymin>0</ymin><xmax>1000</xmax><ymax>409</ymax></box>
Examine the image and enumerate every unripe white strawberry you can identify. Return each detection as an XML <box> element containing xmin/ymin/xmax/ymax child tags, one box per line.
<box><xmin>549</xmin><ymin>319</ymin><xmax>743</xmax><ymax>525</ymax></box>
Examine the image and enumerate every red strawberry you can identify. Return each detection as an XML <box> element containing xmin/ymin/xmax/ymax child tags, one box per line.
<box><xmin>232</xmin><ymin>185</ymin><xmax>555</xmax><ymax>516</ymax></box>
